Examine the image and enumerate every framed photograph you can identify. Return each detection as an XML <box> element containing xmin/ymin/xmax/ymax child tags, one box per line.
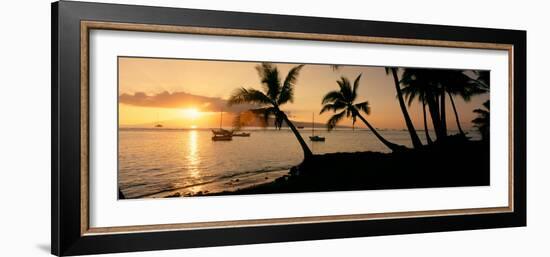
<box><xmin>52</xmin><ymin>1</ymin><xmax>526</xmax><ymax>256</ymax></box>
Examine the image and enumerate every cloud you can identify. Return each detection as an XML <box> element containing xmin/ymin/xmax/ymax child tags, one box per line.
<box><xmin>119</xmin><ymin>91</ymin><xmax>256</xmax><ymax>113</ymax></box>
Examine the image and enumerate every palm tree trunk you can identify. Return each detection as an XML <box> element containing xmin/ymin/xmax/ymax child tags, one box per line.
<box><xmin>426</xmin><ymin>94</ymin><xmax>443</xmax><ymax>140</ymax></box>
<box><xmin>448</xmin><ymin>91</ymin><xmax>465</xmax><ymax>135</ymax></box>
<box><xmin>355</xmin><ymin>111</ymin><xmax>404</xmax><ymax>152</ymax></box>
<box><xmin>391</xmin><ymin>69</ymin><xmax>423</xmax><ymax>149</ymax></box>
<box><xmin>280</xmin><ymin>111</ymin><xmax>313</xmax><ymax>158</ymax></box>
<box><xmin>440</xmin><ymin>91</ymin><xmax>447</xmax><ymax>137</ymax></box>
<box><xmin>422</xmin><ymin>101</ymin><xmax>433</xmax><ymax>145</ymax></box>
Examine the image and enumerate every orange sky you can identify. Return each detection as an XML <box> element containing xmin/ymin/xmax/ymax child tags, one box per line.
<box><xmin>118</xmin><ymin>57</ymin><xmax>489</xmax><ymax>130</ymax></box>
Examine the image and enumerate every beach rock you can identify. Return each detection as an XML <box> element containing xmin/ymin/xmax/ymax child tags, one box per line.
<box><xmin>166</xmin><ymin>192</ymin><xmax>181</xmax><ymax>198</ymax></box>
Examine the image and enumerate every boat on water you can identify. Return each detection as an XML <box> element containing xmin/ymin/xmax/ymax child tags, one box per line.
<box><xmin>212</xmin><ymin>134</ymin><xmax>233</xmax><ymax>141</ymax></box>
<box><xmin>211</xmin><ymin>128</ymin><xmax>233</xmax><ymax>136</ymax></box>
<box><xmin>154</xmin><ymin>112</ymin><xmax>163</xmax><ymax>128</ymax></box>
<box><xmin>309</xmin><ymin>112</ymin><xmax>325</xmax><ymax>142</ymax></box>
<box><xmin>309</xmin><ymin>135</ymin><xmax>325</xmax><ymax>141</ymax></box>
<box><xmin>212</xmin><ymin>110</ymin><xmax>233</xmax><ymax>141</ymax></box>
<box><xmin>233</xmin><ymin>132</ymin><xmax>251</xmax><ymax>137</ymax></box>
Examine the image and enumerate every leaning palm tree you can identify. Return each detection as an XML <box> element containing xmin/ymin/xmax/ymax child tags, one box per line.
<box><xmin>320</xmin><ymin>74</ymin><xmax>405</xmax><ymax>152</ymax></box>
<box><xmin>228</xmin><ymin>63</ymin><xmax>313</xmax><ymax>158</ymax></box>
<box><xmin>472</xmin><ymin>100</ymin><xmax>490</xmax><ymax>140</ymax></box>
<box><xmin>385</xmin><ymin>67</ymin><xmax>423</xmax><ymax>149</ymax></box>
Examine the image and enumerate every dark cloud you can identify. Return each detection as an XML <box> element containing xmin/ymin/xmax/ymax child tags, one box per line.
<box><xmin>119</xmin><ymin>91</ymin><xmax>256</xmax><ymax>113</ymax></box>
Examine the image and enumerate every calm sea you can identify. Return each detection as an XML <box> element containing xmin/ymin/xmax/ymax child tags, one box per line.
<box><xmin>118</xmin><ymin>128</ymin><xmax>480</xmax><ymax>198</ymax></box>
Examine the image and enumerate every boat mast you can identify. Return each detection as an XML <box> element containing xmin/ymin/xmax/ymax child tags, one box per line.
<box><xmin>312</xmin><ymin>112</ymin><xmax>314</xmax><ymax>136</ymax></box>
<box><xmin>219</xmin><ymin>109</ymin><xmax>223</xmax><ymax>129</ymax></box>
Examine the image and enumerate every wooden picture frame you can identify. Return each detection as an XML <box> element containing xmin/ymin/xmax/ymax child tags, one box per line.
<box><xmin>52</xmin><ymin>1</ymin><xmax>526</xmax><ymax>256</ymax></box>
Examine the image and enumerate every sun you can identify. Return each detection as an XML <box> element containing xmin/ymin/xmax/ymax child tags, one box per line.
<box><xmin>182</xmin><ymin>108</ymin><xmax>201</xmax><ymax>120</ymax></box>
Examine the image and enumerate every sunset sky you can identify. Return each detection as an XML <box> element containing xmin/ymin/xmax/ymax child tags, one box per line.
<box><xmin>118</xmin><ymin>57</ymin><xmax>489</xmax><ymax>130</ymax></box>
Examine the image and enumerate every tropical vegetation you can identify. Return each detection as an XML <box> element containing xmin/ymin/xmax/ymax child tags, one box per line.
<box><xmin>320</xmin><ymin>74</ymin><xmax>405</xmax><ymax>151</ymax></box>
<box><xmin>227</xmin><ymin>63</ymin><xmax>313</xmax><ymax>158</ymax></box>
<box><xmin>472</xmin><ymin>100</ymin><xmax>490</xmax><ymax>140</ymax></box>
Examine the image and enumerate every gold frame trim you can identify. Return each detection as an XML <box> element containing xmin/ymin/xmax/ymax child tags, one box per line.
<box><xmin>80</xmin><ymin>21</ymin><xmax>514</xmax><ymax>236</ymax></box>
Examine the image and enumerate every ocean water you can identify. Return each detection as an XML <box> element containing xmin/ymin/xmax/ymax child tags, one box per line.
<box><xmin>118</xmin><ymin>128</ymin><xmax>480</xmax><ymax>198</ymax></box>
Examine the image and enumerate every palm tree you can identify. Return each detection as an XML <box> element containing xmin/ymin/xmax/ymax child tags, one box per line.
<box><xmin>320</xmin><ymin>74</ymin><xmax>405</xmax><ymax>152</ymax></box>
<box><xmin>228</xmin><ymin>63</ymin><xmax>313</xmax><ymax>158</ymax></box>
<box><xmin>472</xmin><ymin>100</ymin><xmax>490</xmax><ymax>140</ymax></box>
<box><xmin>400</xmin><ymin>68</ymin><xmax>444</xmax><ymax>140</ymax></box>
<box><xmin>421</xmin><ymin>100</ymin><xmax>434</xmax><ymax>144</ymax></box>
<box><xmin>385</xmin><ymin>67</ymin><xmax>423</xmax><ymax>149</ymax></box>
<box><xmin>473</xmin><ymin>70</ymin><xmax>490</xmax><ymax>92</ymax></box>
<box><xmin>400</xmin><ymin>76</ymin><xmax>435</xmax><ymax>145</ymax></box>
<box><xmin>441</xmin><ymin>70</ymin><xmax>487</xmax><ymax>136</ymax></box>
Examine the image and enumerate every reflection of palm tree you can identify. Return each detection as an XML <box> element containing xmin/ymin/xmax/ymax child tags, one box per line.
<box><xmin>386</xmin><ymin>67</ymin><xmax>423</xmax><ymax>149</ymax></box>
<box><xmin>228</xmin><ymin>63</ymin><xmax>313</xmax><ymax>158</ymax></box>
<box><xmin>320</xmin><ymin>74</ymin><xmax>404</xmax><ymax>151</ymax></box>
<box><xmin>472</xmin><ymin>100</ymin><xmax>490</xmax><ymax>140</ymax></box>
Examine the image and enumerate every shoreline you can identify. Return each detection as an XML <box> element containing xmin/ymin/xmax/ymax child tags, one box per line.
<box><xmin>143</xmin><ymin>169</ymin><xmax>291</xmax><ymax>198</ymax></box>
<box><xmin>125</xmin><ymin>137</ymin><xmax>490</xmax><ymax>199</ymax></box>
<box><xmin>204</xmin><ymin>138</ymin><xmax>490</xmax><ymax>197</ymax></box>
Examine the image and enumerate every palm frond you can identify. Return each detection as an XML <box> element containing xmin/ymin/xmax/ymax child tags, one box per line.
<box><xmin>472</xmin><ymin>109</ymin><xmax>489</xmax><ymax>115</ymax></box>
<box><xmin>320</xmin><ymin>100</ymin><xmax>346</xmax><ymax>114</ymax></box>
<box><xmin>227</xmin><ymin>88</ymin><xmax>273</xmax><ymax>106</ymax></box>
<box><xmin>352</xmin><ymin>73</ymin><xmax>362</xmax><ymax>101</ymax></box>
<box><xmin>482</xmin><ymin>100</ymin><xmax>490</xmax><ymax>110</ymax></box>
<box><xmin>354</xmin><ymin>101</ymin><xmax>371</xmax><ymax>115</ymax></box>
<box><xmin>337</xmin><ymin>76</ymin><xmax>353</xmax><ymax>101</ymax></box>
<box><xmin>255</xmin><ymin>63</ymin><xmax>281</xmax><ymax>101</ymax></box>
<box><xmin>321</xmin><ymin>90</ymin><xmax>344</xmax><ymax>104</ymax></box>
<box><xmin>327</xmin><ymin>110</ymin><xmax>346</xmax><ymax>130</ymax></box>
<box><xmin>278</xmin><ymin>64</ymin><xmax>304</xmax><ymax>105</ymax></box>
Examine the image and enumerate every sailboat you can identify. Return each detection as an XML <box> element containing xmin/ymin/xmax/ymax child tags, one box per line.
<box><xmin>212</xmin><ymin>110</ymin><xmax>232</xmax><ymax>141</ymax></box>
<box><xmin>233</xmin><ymin>131</ymin><xmax>251</xmax><ymax>137</ymax></box>
<box><xmin>309</xmin><ymin>113</ymin><xmax>325</xmax><ymax>142</ymax></box>
<box><xmin>154</xmin><ymin>112</ymin><xmax>163</xmax><ymax>128</ymax></box>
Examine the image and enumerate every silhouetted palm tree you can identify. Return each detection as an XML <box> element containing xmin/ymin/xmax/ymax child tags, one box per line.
<box><xmin>320</xmin><ymin>74</ymin><xmax>405</xmax><ymax>151</ymax></box>
<box><xmin>421</xmin><ymin>100</ymin><xmax>434</xmax><ymax>144</ymax></box>
<box><xmin>472</xmin><ymin>100</ymin><xmax>490</xmax><ymax>140</ymax></box>
<box><xmin>400</xmin><ymin>68</ymin><xmax>488</xmax><ymax>139</ymax></box>
<box><xmin>400</xmin><ymin>68</ymin><xmax>444</xmax><ymax>140</ymax></box>
<box><xmin>473</xmin><ymin>70</ymin><xmax>490</xmax><ymax>93</ymax></box>
<box><xmin>228</xmin><ymin>63</ymin><xmax>313</xmax><ymax>158</ymax></box>
<box><xmin>441</xmin><ymin>70</ymin><xmax>487</xmax><ymax>136</ymax></box>
<box><xmin>400</xmin><ymin>76</ymin><xmax>434</xmax><ymax>145</ymax></box>
<box><xmin>385</xmin><ymin>67</ymin><xmax>423</xmax><ymax>149</ymax></box>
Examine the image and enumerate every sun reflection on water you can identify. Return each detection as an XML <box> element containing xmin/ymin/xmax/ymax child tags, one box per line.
<box><xmin>186</xmin><ymin>130</ymin><xmax>203</xmax><ymax>193</ymax></box>
<box><xmin>187</xmin><ymin>130</ymin><xmax>200</xmax><ymax>178</ymax></box>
